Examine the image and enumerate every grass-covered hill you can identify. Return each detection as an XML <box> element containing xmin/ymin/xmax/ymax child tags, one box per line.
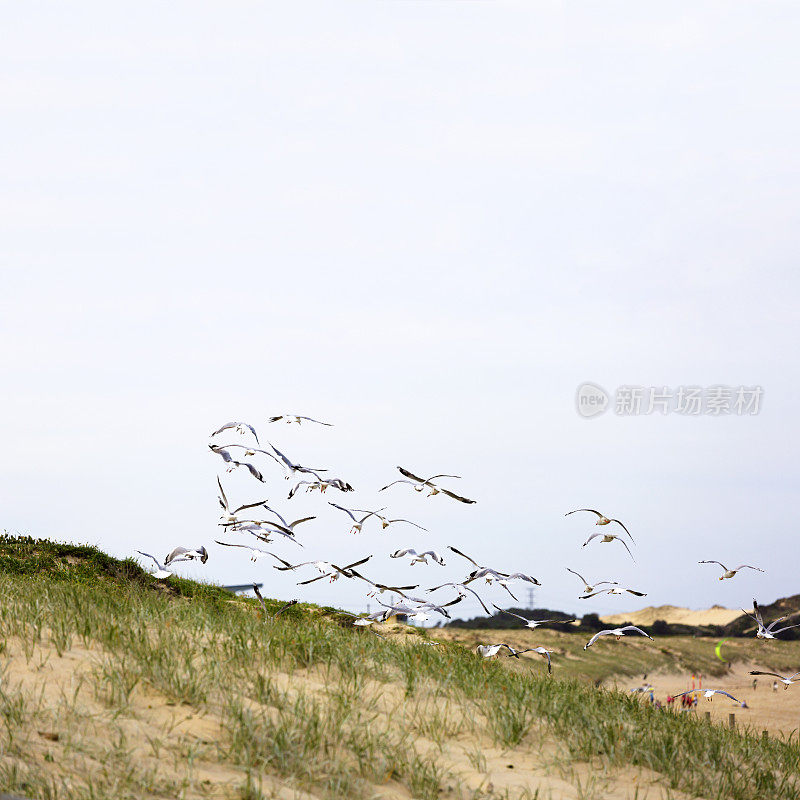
<box><xmin>1</xmin><ymin>535</ymin><xmax>799</xmax><ymax>800</ymax></box>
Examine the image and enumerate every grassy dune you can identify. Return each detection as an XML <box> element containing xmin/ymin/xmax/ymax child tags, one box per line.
<box><xmin>1</xmin><ymin>536</ymin><xmax>799</xmax><ymax>800</ymax></box>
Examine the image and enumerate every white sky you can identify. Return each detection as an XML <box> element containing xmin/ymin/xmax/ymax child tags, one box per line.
<box><xmin>2</xmin><ymin>2</ymin><xmax>799</xmax><ymax>621</ymax></box>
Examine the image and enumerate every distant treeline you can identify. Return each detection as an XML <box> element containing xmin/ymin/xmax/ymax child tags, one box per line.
<box><xmin>443</xmin><ymin>605</ymin><xmax>800</xmax><ymax>639</ymax></box>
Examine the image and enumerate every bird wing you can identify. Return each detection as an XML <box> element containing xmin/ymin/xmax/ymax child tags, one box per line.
<box><xmin>616</xmin><ymin>536</ymin><xmax>636</xmax><ymax>562</ymax></box>
<box><xmin>499</xmin><ymin>583</ymin><xmax>519</xmax><ymax>602</ymax></box>
<box><xmin>328</xmin><ymin>502</ymin><xmax>356</xmax><ymax>521</ymax></box>
<box><xmin>217</xmin><ymin>477</ymin><xmax>230</xmax><ymax>511</ymax></box>
<box><xmin>397</xmin><ymin>466</ymin><xmax>427</xmax><ymax>483</ymax></box>
<box><xmin>136</xmin><ymin>551</ymin><xmax>163</xmax><ymax>569</ymax></box>
<box><xmin>713</xmin><ymin>690</ymin><xmax>740</xmax><ymax>702</ymax></box>
<box><xmin>753</xmin><ymin>599</ymin><xmax>765</xmax><ymax>627</ymax></box>
<box><xmin>390</xmin><ymin>549</ymin><xmax>415</xmax><ymax>558</ymax></box>
<box><xmin>610</xmin><ymin>519</ymin><xmax>634</xmax><ymax>542</ymax></box>
<box><xmin>425</xmin><ymin>473</ymin><xmax>462</xmax><ymax>482</ymax></box>
<box><xmin>624</xmin><ymin>589</ymin><xmax>647</xmax><ymax>597</ymax></box>
<box><xmin>699</xmin><ymin>560</ymin><xmax>727</xmax><ymax>570</ymax></box>
<box><xmin>749</xmin><ymin>671</ymin><xmax>786</xmax><ymax>679</ymax></box>
<box><xmin>733</xmin><ymin>565</ymin><xmax>764</xmax><ymax>572</ymax></box>
<box><xmin>492</xmin><ymin>604</ymin><xmax>528</xmax><ymax>623</ymax></box>
<box><xmin>769</xmin><ymin>622</ymin><xmax>800</xmax><ymax>635</ymax></box>
<box><xmin>297</xmin><ymin>416</ymin><xmax>333</xmax><ymax>426</ymax></box>
<box><xmin>580</xmin><ymin>589</ymin><xmax>610</xmax><ymax>599</ymax></box>
<box><xmin>379</xmin><ymin>480</ymin><xmax>415</xmax><ymax>491</ymax></box>
<box><xmin>582</xmin><ymin>532</ymin><xmax>604</xmax><ymax>546</ymax></box>
<box><xmin>340</xmin><ymin>555</ymin><xmax>373</xmax><ymax>572</ymax></box>
<box><xmin>233</xmin><ymin>500</ymin><xmax>270</xmax><ymax>514</ymax></box>
<box><xmin>620</xmin><ymin>626</ymin><xmax>653</xmax><ymax>640</ymax></box>
<box><xmin>447</xmin><ymin>546</ymin><xmax>481</xmax><ymax>567</ymax></box>
<box><xmin>387</xmin><ymin>519</ymin><xmax>428</xmax><ymax>531</ymax></box>
<box><xmin>440</xmin><ymin>487</ymin><xmax>477</xmax><ymax>504</ymax></box>
<box><xmin>584</xmin><ymin>631</ymin><xmax>610</xmax><ymax>648</ymax></box>
<box><xmin>566</xmin><ymin>567</ymin><xmax>589</xmax><ymax>586</ymax></box>
<box><xmin>566</xmin><ymin>509</ymin><xmax>603</xmax><ymax>518</ymax></box>
<box><xmin>273</xmin><ymin>600</ymin><xmax>298</xmax><ymax>618</ymax></box>
<box><xmin>288</xmin><ymin>516</ymin><xmax>316</xmax><ymax>529</ymax></box>
<box><xmin>165</xmin><ymin>547</ymin><xmax>189</xmax><ymax>564</ymax></box>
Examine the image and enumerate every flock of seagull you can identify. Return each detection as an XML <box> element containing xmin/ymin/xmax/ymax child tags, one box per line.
<box><xmin>132</xmin><ymin>416</ymin><xmax>795</xmax><ymax>689</ymax></box>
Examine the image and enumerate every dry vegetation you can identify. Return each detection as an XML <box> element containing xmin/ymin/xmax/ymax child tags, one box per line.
<box><xmin>1</xmin><ymin>536</ymin><xmax>799</xmax><ymax>800</ymax></box>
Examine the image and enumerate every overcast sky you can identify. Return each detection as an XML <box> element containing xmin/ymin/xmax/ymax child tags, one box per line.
<box><xmin>2</xmin><ymin>2</ymin><xmax>799</xmax><ymax>622</ymax></box>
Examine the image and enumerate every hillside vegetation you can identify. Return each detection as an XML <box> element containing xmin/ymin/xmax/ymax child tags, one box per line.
<box><xmin>0</xmin><ymin>536</ymin><xmax>799</xmax><ymax>800</ymax></box>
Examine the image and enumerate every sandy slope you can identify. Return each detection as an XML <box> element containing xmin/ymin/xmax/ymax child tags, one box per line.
<box><xmin>601</xmin><ymin>604</ymin><xmax>742</xmax><ymax>626</ymax></box>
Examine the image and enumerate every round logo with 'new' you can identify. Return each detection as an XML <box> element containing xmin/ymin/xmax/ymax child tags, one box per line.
<box><xmin>576</xmin><ymin>383</ymin><xmax>609</xmax><ymax>418</ymax></box>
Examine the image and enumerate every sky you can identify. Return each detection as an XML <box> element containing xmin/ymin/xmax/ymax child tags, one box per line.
<box><xmin>2</xmin><ymin>2</ymin><xmax>799</xmax><ymax>622</ymax></box>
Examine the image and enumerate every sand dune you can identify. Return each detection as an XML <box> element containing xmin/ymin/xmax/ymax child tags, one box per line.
<box><xmin>601</xmin><ymin>604</ymin><xmax>742</xmax><ymax>627</ymax></box>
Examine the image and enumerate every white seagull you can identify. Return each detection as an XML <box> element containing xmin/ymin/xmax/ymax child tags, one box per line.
<box><xmin>373</xmin><ymin>513</ymin><xmax>428</xmax><ymax>532</ymax></box>
<box><xmin>580</xmin><ymin>586</ymin><xmax>647</xmax><ymax>600</ymax></box>
<box><xmin>565</xmin><ymin>509</ymin><xmax>634</xmax><ymax>542</ymax></box>
<box><xmin>136</xmin><ymin>551</ymin><xmax>180</xmax><ymax>579</ymax></box>
<box><xmin>165</xmin><ymin>545</ymin><xmax>208</xmax><ymax>565</ymax></box>
<box><xmin>427</xmin><ymin>582</ymin><xmax>491</xmax><ymax>615</ymax></box>
<box><xmin>348</xmin><ymin>569</ymin><xmax>419</xmax><ymax>599</ymax></box>
<box><xmin>216</xmin><ymin>476</ymin><xmax>270</xmax><ymax>524</ymax></box>
<box><xmin>390</xmin><ymin>548</ymin><xmax>446</xmax><ymax>566</ymax></box>
<box><xmin>269</xmin><ymin>415</ymin><xmax>332</xmax><ymax>426</ymax></box>
<box><xmin>673</xmin><ymin>689</ymin><xmax>740</xmax><ymax>703</ymax></box>
<box><xmin>583</xmin><ymin>626</ymin><xmax>653</xmax><ymax>650</ymax></box>
<box><xmin>268</xmin><ymin>443</ymin><xmax>327</xmax><ymax>481</ymax></box>
<box><xmin>328</xmin><ymin>503</ymin><xmax>385</xmax><ymax>534</ymax></box>
<box><xmin>741</xmin><ymin>599</ymin><xmax>800</xmax><ymax>639</ymax></box>
<box><xmin>380</xmin><ymin>467</ymin><xmax>476</xmax><ymax>504</ymax></box>
<box><xmin>492</xmin><ymin>605</ymin><xmax>576</xmax><ymax>629</ymax></box>
<box><xmin>211</xmin><ymin>421</ymin><xmax>260</xmax><ymax>444</ymax></box>
<box><xmin>476</xmin><ymin>644</ymin><xmax>515</xmax><ymax>659</ymax></box>
<box><xmin>749</xmin><ymin>670</ymin><xmax>800</xmax><ymax>690</ymax></box>
<box><xmin>699</xmin><ymin>561</ymin><xmax>765</xmax><ymax>580</ymax></box>
<box><xmin>288</xmin><ymin>477</ymin><xmax>354</xmax><ymax>499</ymax></box>
<box><xmin>582</xmin><ymin>531</ymin><xmax>635</xmax><ymax>561</ymax></box>
<box><xmin>566</xmin><ymin>568</ymin><xmax>619</xmax><ymax>595</ymax></box>
<box><xmin>214</xmin><ymin>540</ymin><xmax>283</xmax><ymax>562</ymax></box>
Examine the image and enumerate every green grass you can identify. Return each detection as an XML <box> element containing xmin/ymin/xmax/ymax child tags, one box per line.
<box><xmin>0</xmin><ymin>534</ymin><xmax>798</xmax><ymax>800</ymax></box>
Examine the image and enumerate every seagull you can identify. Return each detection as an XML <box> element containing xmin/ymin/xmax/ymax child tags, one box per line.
<box><xmin>427</xmin><ymin>582</ymin><xmax>491</xmax><ymax>615</ymax></box>
<box><xmin>476</xmin><ymin>644</ymin><xmax>516</xmax><ymax>659</ymax></box>
<box><xmin>520</xmin><ymin>646</ymin><xmax>554</xmax><ymax>674</ymax></box>
<box><xmin>214</xmin><ymin>540</ymin><xmax>284</xmax><ymax>562</ymax></box>
<box><xmin>211</xmin><ymin>442</ymin><xmax>282</xmax><ymax>463</ymax></box>
<box><xmin>164</xmin><ymin>545</ymin><xmax>208</xmax><ymax>565</ymax></box>
<box><xmin>390</xmin><ymin>548</ymin><xmax>446</xmax><ymax>566</ymax></box>
<box><xmin>216</xmin><ymin>477</ymin><xmax>270</xmax><ymax>524</ymax></box>
<box><xmin>211</xmin><ymin>421</ymin><xmax>260</xmax><ymax>444</ymax></box>
<box><xmin>348</xmin><ymin>570</ymin><xmax>418</xmax><ymax>599</ymax></box>
<box><xmin>341</xmin><ymin>610</ymin><xmax>388</xmax><ymax>627</ymax></box>
<box><xmin>224</xmin><ymin>521</ymin><xmax>304</xmax><ymax>546</ymax></box>
<box><xmin>235</xmin><ymin>502</ymin><xmax>316</xmax><ymax>533</ymax></box>
<box><xmin>566</xmin><ymin>568</ymin><xmax>619</xmax><ymax>595</ymax></box>
<box><xmin>749</xmin><ymin>670</ymin><xmax>800</xmax><ymax>690</ymax></box>
<box><xmin>448</xmin><ymin>547</ymin><xmax>539</xmax><ymax>596</ymax></box>
<box><xmin>136</xmin><ymin>551</ymin><xmax>179</xmax><ymax>579</ymax></box>
<box><xmin>699</xmin><ymin>561</ymin><xmax>765</xmax><ymax>580</ymax></box>
<box><xmin>373</xmin><ymin>513</ymin><xmax>428</xmax><ymax>532</ymax></box>
<box><xmin>274</xmin><ymin>555</ymin><xmax>372</xmax><ymax>586</ymax></box>
<box><xmin>380</xmin><ymin>467</ymin><xmax>476</xmax><ymax>504</ymax></box>
<box><xmin>673</xmin><ymin>689</ymin><xmax>740</xmax><ymax>703</ymax></box>
<box><xmin>269</xmin><ymin>415</ymin><xmax>332</xmax><ymax>426</ymax></box>
<box><xmin>377</xmin><ymin>597</ymin><xmax>460</xmax><ymax>621</ymax></box>
<box><xmin>580</xmin><ymin>586</ymin><xmax>647</xmax><ymax>600</ymax></box>
<box><xmin>209</xmin><ymin>446</ymin><xmax>268</xmax><ymax>482</ymax></box>
<box><xmin>583</xmin><ymin>626</ymin><xmax>653</xmax><ymax>650</ymax></box>
<box><xmin>565</xmin><ymin>509</ymin><xmax>634</xmax><ymax>542</ymax></box>
<box><xmin>268</xmin><ymin>443</ymin><xmax>327</xmax><ymax>481</ymax></box>
<box><xmin>741</xmin><ymin>599</ymin><xmax>800</xmax><ymax>639</ymax></box>
<box><xmin>492</xmin><ymin>605</ymin><xmax>576</xmax><ymax>629</ymax></box>
<box><xmin>582</xmin><ymin>531</ymin><xmax>635</xmax><ymax>561</ymax></box>
<box><xmin>328</xmin><ymin>503</ymin><xmax>385</xmax><ymax>534</ymax></box>
<box><xmin>271</xmin><ymin>599</ymin><xmax>299</xmax><ymax>618</ymax></box>
<box><xmin>288</xmin><ymin>478</ymin><xmax>354</xmax><ymax>499</ymax></box>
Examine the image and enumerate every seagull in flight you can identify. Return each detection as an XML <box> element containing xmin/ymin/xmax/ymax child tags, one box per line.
<box><xmin>583</xmin><ymin>626</ymin><xmax>653</xmax><ymax>650</ymax></box>
<box><xmin>269</xmin><ymin>415</ymin><xmax>332</xmax><ymax>426</ymax></box>
<box><xmin>164</xmin><ymin>546</ymin><xmax>208</xmax><ymax>565</ymax></box>
<box><xmin>380</xmin><ymin>467</ymin><xmax>476</xmax><ymax>504</ymax></box>
<box><xmin>208</xmin><ymin>445</ymin><xmax>268</xmax><ymax>481</ymax></box>
<box><xmin>580</xmin><ymin>586</ymin><xmax>647</xmax><ymax>600</ymax></box>
<box><xmin>290</xmin><ymin>556</ymin><xmax>374</xmax><ymax>585</ymax></box>
<box><xmin>216</xmin><ymin>477</ymin><xmax>270</xmax><ymax>524</ymax></box>
<box><xmin>328</xmin><ymin>503</ymin><xmax>385</xmax><ymax>534</ymax></box>
<box><xmin>136</xmin><ymin>551</ymin><xmax>181</xmax><ymax>579</ymax></box>
<box><xmin>211</xmin><ymin>421</ymin><xmax>260</xmax><ymax>444</ymax></box>
<box><xmin>476</xmin><ymin>644</ymin><xmax>516</xmax><ymax>659</ymax></box>
<box><xmin>288</xmin><ymin>477</ymin><xmax>354</xmax><ymax>498</ymax></box>
<box><xmin>566</xmin><ymin>568</ymin><xmax>620</xmax><ymax>595</ymax></box>
<box><xmin>341</xmin><ymin>610</ymin><xmax>389</xmax><ymax>627</ymax></box>
<box><xmin>268</xmin><ymin>443</ymin><xmax>327</xmax><ymax>481</ymax></box>
<box><xmin>373</xmin><ymin>513</ymin><xmax>428</xmax><ymax>532</ymax></box>
<box><xmin>348</xmin><ymin>570</ymin><xmax>419</xmax><ymax>599</ymax></box>
<box><xmin>749</xmin><ymin>670</ymin><xmax>800</xmax><ymax>689</ymax></box>
<box><xmin>565</xmin><ymin>509</ymin><xmax>634</xmax><ymax>543</ymax></box>
<box><xmin>741</xmin><ymin>599</ymin><xmax>800</xmax><ymax>639</ymax></box>
<box><xmin>448</xmin><ymin>547</ymin><xmax>539</xmax><ymax>596</ymax></box>
<box><xmin>582</xmin><ymin>531</ymin><xmax>635</xmax><ymax>561</ymax></box>
<box><xmin>237</xmin><ymin>502</ymin><xmax>316</xmax><ymax>534</ymax></box>
<box><xmin>492</xmin><ymin>605</ymin><xmax>576</xmax><ymax>629</ymax></box>
<box><xmin>390</xmin><ymin>548</ymin><xmax>446</xmax><ymax>566</ymax></box>
<box><xmin>699</xmin><ymin>561</ymin><xmax>764</xmax><ymax>580</ymax></box>
<box><xmin>673</xmin><ymin>689</ymin><xmax>740</xmax><ymax>703</ymax></box>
